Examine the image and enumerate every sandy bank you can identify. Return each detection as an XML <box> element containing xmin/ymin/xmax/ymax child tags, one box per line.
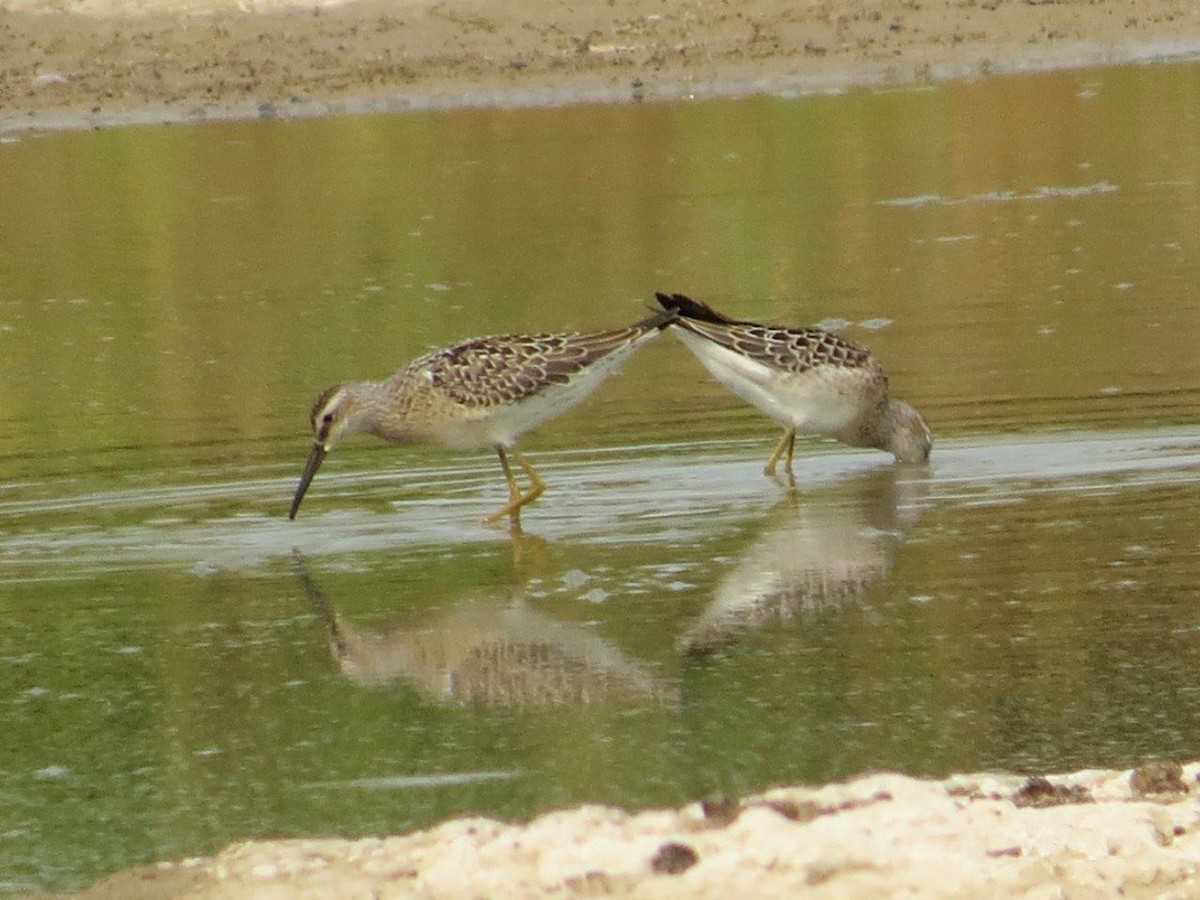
<box><xmin>60</xmin><ymin>760</ymin><xmax>1200</xmax><ymax>899</ymax></box>
<box><xmin>2</xmin><ymin>0</ymin><xmax>1199</xmax><ymax>131</ymax></box>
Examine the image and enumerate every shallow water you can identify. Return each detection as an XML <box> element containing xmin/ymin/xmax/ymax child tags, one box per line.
<box><xmin>2</xmin><ymin>61</ymin><xmax>1200</xmax><ymax>893</ymax></box>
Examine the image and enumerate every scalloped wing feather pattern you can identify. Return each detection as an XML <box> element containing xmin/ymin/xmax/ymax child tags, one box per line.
<box><xmin>413</xmin><ymin>328</ymin><xmax>646</xmax><ymax>409</ymax></box>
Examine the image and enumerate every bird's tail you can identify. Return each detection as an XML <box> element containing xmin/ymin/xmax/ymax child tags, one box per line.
<box><xmin>633</xmin><ymin>305</ymin><xmax>680</xmax><ymax>331</ymax></box>
<box><xmin>654</xmin><ymin>292</ymin><xmax>748</xmax><ymax>325</ymax></box>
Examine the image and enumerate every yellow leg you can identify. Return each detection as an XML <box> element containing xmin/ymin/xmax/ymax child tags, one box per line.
<box><xmin>763</xmin><ymin>428</ymin><xmax>797</xmax><ymax>479</ymax></box>
<box><xmin>484</xmin><ymin>446</ymin><xmax>547</xmax><ymax>525</ymax></box>
<box><xmin>496</xmin><ymin>446</ymin><xmax>523</xmax><ymax>504</ymax></box>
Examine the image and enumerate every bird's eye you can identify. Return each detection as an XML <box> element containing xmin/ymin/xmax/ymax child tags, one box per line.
<box><xmin>322</xmin><ymin>413</ymin><xmax>334</xmax><ymax>425</ymax></box>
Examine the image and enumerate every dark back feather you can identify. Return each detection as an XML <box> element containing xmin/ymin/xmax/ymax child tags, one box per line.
<box><xmin>655</xmin><ymin>292</ymin><xmax>872</xmax><ymax>375</ymax></box>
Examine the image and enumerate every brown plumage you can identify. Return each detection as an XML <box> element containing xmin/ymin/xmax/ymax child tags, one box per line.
<box><xmin>655</xmin><ymin>292</ymin><xmax>931</xmax><ymax>477</ymax></box>
<box><xmin>291</xmin><ymin>309</ymin><xmax>675</xmax><ymax>524</ymax></box>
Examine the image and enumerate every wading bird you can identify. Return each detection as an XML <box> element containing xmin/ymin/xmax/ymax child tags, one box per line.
<box><xmin>289</xmin><ymin>308</ymin><xmax>675</xmax><ymax>525</ymax></box>
<box><xmin>655</xmin><ymin>292</ymin><xmax>931</xmax><ymax>478</ymax></box>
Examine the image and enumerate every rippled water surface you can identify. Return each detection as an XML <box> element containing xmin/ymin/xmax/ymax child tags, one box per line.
<box><xmin>2</xmin><ymin>62</ymin><xmax>1200</xmax><ymax>893</ymax></box>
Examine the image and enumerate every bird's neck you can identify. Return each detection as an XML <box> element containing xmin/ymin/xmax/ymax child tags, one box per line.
<box><xmin>339</xmin><ymin>381</ymin><xmax>386</xmax><ymax>439</ymax></box>
<box><xmin>837</xmin><ymin>395</ymin><xmax>895</xmax><ymax>453</ymax></box>
<box><xmin>348</xmin><ymin>381</ymin><xmax>424</xmax><ymax>444</ymax></box>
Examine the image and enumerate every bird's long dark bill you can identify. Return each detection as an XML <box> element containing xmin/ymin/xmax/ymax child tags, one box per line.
<box><xmin>289</xmin><ymin>442</ymin><xmax>327</xmax><ymax>520</ymax></box>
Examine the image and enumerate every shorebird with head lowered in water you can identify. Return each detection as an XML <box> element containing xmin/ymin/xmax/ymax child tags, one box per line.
<box><xmin>289</xmin><ymin>307</ymin><xmax>676</xmax><ymax>525</ymax></box>
<box><xmin>655</xmin><ymin>292</ymin><xmax>931</xmax><ymax>478</ymax></box>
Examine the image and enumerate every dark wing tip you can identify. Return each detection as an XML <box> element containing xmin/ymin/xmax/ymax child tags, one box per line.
<box><xmin>654</xmin><ymin>292</ymin><xmax>741</xmax><ymax>325</ymax></box>
<box><xmin>634</xmin><ymin>306</ymin><xmax>679</xmax><ymax>330</ymax></box>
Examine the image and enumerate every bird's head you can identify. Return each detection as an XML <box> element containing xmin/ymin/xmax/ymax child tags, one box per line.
<box><xmin>886</xmin><ymin>400</ymin><xmax>933</xmax><ymax>464</ymax></box>
<box><xmin>289</xmin><ymin>384</ymin><xmax>363</xmax><ymax>519</ymax></box>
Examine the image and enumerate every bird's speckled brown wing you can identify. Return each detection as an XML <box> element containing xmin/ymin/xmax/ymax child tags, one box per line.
<box><xmin>677</xmin><ymin>318</ymin><xmax>873</xmax><ymax>375</ymax></box>
<box><xmin>407</xmin><ymin>327</ymin><xmax>653</xmax><ymax>409</ymax></box>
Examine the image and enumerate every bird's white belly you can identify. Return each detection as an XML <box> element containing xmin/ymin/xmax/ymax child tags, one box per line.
<box><xmin>439</xmin><ymin>337</ymin><xmax>654</xmax><ymax>449</ymax></box>
<box><xmin>673</xmin><ymin>330</ymin><xmax>868</xmax><ymax>437</ymax></box>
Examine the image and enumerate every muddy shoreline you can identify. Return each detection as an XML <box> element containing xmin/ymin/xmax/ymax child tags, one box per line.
<box><xmin>2</xmin><ymin>0</ymin><xmax>1199</xmax><ymax>132</ymax></box>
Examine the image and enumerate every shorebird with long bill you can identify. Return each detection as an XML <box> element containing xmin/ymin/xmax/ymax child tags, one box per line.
<box><xmin>289</xmin><ymin>307</ymin><xmax>676</xmax><ymax>525</ymax></box>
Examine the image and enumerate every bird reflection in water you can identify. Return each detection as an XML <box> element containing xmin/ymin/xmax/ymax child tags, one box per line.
<box><xmin>678</xmin><ymin>467</ymin><xmax>931</xmax><ymax>657</ymax></box>
<box><xmin>293</xmin><ymin>553</ymin><xmax>677</xmax><ymax>707</ymax></box>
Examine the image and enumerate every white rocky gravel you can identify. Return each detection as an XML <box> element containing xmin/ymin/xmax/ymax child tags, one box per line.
<box><xmin>139</xmin><ymin>760</ymin><xmax>1200</xmax><ymax>898</ymax></box>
